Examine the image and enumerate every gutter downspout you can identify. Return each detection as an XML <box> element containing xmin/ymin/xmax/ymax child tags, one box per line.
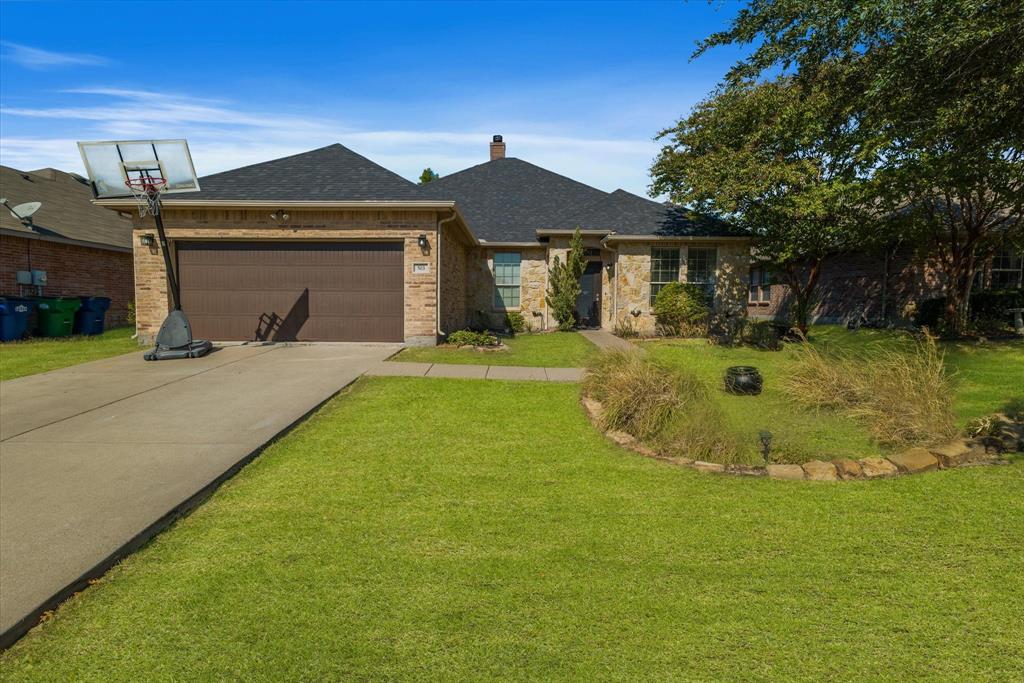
<box><xmin>436</xmin><ymin>210</ymin><xmax>459</xmax><ymax>339</ymax></box>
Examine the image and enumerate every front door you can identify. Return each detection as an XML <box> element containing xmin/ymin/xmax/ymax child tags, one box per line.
<box><xmin>575</xmin><ymin>260</ymin><xmax>603</xmax><ymax>328</ymax></box>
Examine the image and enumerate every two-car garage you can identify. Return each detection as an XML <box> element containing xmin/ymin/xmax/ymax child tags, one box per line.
<box><xmin>176</xmin><ymin>241</ymin><xmax>405</xmax><ymax>342</ymax></box>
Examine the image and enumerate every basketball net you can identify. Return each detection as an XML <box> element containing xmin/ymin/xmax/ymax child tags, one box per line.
<box><xmin>125</xmin><ymin>176</ymin><xmax>167</xmax><ymax>217</ymax></box>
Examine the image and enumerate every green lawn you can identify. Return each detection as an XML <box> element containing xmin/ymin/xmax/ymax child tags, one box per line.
<box><xmin>643</xmin><ymin>326</ymin><xmax>1024</xmax><ymax>464</ymax></box>
<box><xmin>394</xmin><ymin>330</ymin><xmax>598</xmax><ymax>367</ymax></box>
<box><xmin>0</xmin><ymin>327</ymin><xmax>140</xmax><ymax>381</ymax></box>
<box><xmin>3</xmin><ymin>377</ymin><xmax>1022</xmax><ymax>681</ymax></box>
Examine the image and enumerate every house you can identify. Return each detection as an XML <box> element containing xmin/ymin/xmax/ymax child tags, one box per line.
<box><xmin>746</xmin><ymin>246</ymin><xmax>1022</xmax><ymax>324</ymax></box>
<box><xmin>109</xmin><ymin>136</ymin><xmax>751</xmax><ymax>345</ymax></box>
<box><xmin>1</xmin><ymin>165</ymin><xmax>134</xmax><ymax>326</ymax></box>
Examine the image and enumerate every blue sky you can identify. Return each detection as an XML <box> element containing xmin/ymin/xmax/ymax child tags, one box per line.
<box><xmin>0</xmin><ymin>1</ymin><xmax>745</xmax><ymax>197</ymax></box>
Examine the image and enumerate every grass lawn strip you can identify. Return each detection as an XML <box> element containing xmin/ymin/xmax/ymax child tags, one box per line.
<box><xmin>394</xmin><ymin>330</ymin><xmax>597</xmax><ymax>367</ymax></box>
<box><xmin>2</xmin><ymin>377</ymin><xmax>1022</xmax><ymax>681</ymax></box>
<box><xmin>0</xmin><ymin>327</ymin><xmax>140</xmax><ymax>381</ymax></box>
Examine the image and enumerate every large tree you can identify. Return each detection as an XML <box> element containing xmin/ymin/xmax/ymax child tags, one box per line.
<box><xmin>651</xmin><ymin>77</ymin><xmax>869</xmax><ymax>334</ymax></box>
<box><xmin>698</xmin><ymin>0</ymin><xmax>1024</xmax><ymax>333</ymax></box>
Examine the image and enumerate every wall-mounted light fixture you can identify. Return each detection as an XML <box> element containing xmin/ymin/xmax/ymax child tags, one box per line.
<box><xmin>417</xmin><ymin>234</ymin><xmax>429</xmax><ymax>250</ymax></box>
<box><xmin>269</xmin><ymin>209</ymin><xmax>290</xmax><ymax>221</ymax></box>
<box><xmin>139</xmin><ymin>233</ymin><xmax>156</xmax><ymax>247</ymax></box>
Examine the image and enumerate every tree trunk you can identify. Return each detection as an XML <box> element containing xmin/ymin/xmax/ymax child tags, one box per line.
<box><xmin>783</xmin><ymin>258</ymin><xmax>823</xmax><ymax>336</ymax></box>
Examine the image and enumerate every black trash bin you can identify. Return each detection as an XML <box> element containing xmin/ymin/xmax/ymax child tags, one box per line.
<box><xmin>73</xmin><ymin>296</ymin><xmax>113</xmax><ymax>335</ymax></box>
<box><xmin>0</xmin><ymin>297</ymin><xmax>37</xmax><ymax>342</ymax></box>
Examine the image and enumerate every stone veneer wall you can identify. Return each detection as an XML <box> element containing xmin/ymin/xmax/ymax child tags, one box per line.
<box><xmin>610</xmin><ymin>241</ymin><xmax>751</xmax><ymax>334</ymax></box>
<box><xmin>467</xmin><ymin>246</ymin><xmax>548</xmax><ymax>330</ymax></box>
<box><xmin>132</xmin><ymin>208</ymin><xmax>441</xmax><ymax>344</ymax></box>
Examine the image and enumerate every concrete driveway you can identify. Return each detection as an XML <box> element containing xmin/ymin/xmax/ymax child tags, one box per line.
<box><xmin>0</xmin><ymin>343</ymin><xmax>396</xmax><ymax>644</ymax></box>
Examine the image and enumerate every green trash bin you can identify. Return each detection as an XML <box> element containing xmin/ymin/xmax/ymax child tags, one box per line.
<box><xmin>33</xmin><ymin>297</ymin><xmax>82</xmax><ymax>338</ymax></box>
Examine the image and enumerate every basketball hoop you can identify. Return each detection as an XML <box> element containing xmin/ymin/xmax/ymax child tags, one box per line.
<box><xmin>125</xmin><ymin>176</ymin><xmax>167</xmax><ymax>217</ymax></box>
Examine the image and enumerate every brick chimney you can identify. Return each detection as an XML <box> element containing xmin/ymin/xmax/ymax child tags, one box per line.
<box><xmin>489</xmin><ymin>134</ymin><xmax>506</xmax><ymax>161</ymax></box>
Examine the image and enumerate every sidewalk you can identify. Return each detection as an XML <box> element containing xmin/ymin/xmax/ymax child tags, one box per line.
<box><xmin>365</xmin><ymin>362</ymin><xmax>582</xmax><ymax>382</ymax></box>
<box><xmin>578</xmin><ymin>328</ymin><xmax>638</xmax><ymax>352</ymax></box>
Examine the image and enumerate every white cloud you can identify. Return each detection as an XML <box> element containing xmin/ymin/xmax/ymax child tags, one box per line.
<box><xmin>1</xmin><ymin>42</ymin><xmax>109</xmax><ymax>69</ymax></box>
<box><xmin>0</xmin><ymin>87</ymin><xmax>663</xmax><ymax>196</ymax></box>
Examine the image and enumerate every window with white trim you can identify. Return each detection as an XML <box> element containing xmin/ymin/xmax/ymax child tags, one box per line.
<box><xmin>990</xmin><ymin>249</ymin><xmax>1023</xmax><ymax>290</ymax></box>
<box><xmin>686</xmin><ymin>247</ymin><xmax>717</xmax><ymax>303</ymax></box>
<box><xmin>749</xmin><ymin>266</ymin><xmax>773</xmax><ymax>304</ymax></box>
<box><xmin>493</xmin><ymin>252</ymin><xmax>521</xmax><ymax>309</ymax></box>
<box><xmin>650</xmin><ymin>248</ymin><xmax>681</xmax><ymax>304</ymax></box>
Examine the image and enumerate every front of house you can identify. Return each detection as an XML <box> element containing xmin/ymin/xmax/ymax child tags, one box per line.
<box><xmin>111</xmin><ymin>136</ymin><xmax>751</xmax><ymax>344</ymax></box>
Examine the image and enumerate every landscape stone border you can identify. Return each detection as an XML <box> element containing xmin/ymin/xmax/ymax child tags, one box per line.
<box><xmin>581</xmin><ymin>397</ymin><xmax>1021</xmax><ymax>481</ymax></box>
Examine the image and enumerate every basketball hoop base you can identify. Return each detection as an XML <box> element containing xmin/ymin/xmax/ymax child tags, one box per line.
<box><xmin>143</xmin><ymin>310</ymin><xmax>213</xmax><ymax>361</ymax></box>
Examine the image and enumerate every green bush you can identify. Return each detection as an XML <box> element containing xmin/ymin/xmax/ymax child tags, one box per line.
<box><xmin>652</xmin><ymin>282</ymin><xmax>709</xmax><ymax>336</ymax></box>
<box><xmin>613</xmin><ymin>316</ymin><xmax>641</xmax><ymax>338</ymax></box>
<box><xmin>504</xmin><ymin>311</ymin><xmax>527</xmax><ymax>334</ymax></box>
<box><xmin>743</xmin><ymin>320</ymin><xmax>782</xmax><ymax>350</ymax></box>
<box><xmin>446</xmin><ymin>329</ymin><xmax>498</xmax><ymax>347</ymax></box>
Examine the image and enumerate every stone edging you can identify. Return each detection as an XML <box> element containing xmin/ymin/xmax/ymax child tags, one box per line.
<box><xmin>581</xmin><ymin>397</ymin><xmax>1019</xmax><ymax>481</ymax></box>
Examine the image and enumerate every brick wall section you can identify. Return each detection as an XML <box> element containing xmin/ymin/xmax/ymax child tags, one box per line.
<box><xmin>132</xmin><ymin>209</ymin><xmax>440</xmax><ymax>344</ymax></box>
<box><xmin>1</xmin><ymin>235</ymin><xmax>134</xmax><ymax>326</ymax></box>
<box><xmin>747</xmin><ymin>247</ymin><xmax>946</xmax><ymax>323</ymax></box>
<box><xmin>439</xmin><ymin>221</ymin><xmax>470</xmax><ymax>333</ymax></box>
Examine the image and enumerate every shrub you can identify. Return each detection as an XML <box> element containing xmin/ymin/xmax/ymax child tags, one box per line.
<box><xmin>504</xmin><ymin>311</ymin><xmax>527</xmax><ymax>334</ymax></box>
<box><xmin>784</xmin><ymin>334</ymin><xmax>957</xmax><ymax>447</ymax></box>
<box><xmin>656</xmin><ymin>403</ymin><xmax>744</xmax><ymax>465</ymax></box>
<box><xmin>584</xmin><ymin>351</ymin><xmax>706</xmax><ymax>440</ymax></box>
<box><xmin>613</xmin><ymin>316</ymin><xmax>641</xmax><ymax>339</ymax></box>
<box><xmin>446</xmin><ymin>329</ymin><xmax>498</xmax><ymax>347</ymax></box>
<box><xmin>652</xmin><ymin>282</ymin><xmax>709</xmax><ymax>336</ymax></box>
<box><xmin>546</xmin><ymin>228</ymin><xmax>587</xmax><ymax>331</ymax></box>
<box><xmin>743</xmin><ymin>320</ymin><xmax>782</xmax><ymax>350</ymax></box>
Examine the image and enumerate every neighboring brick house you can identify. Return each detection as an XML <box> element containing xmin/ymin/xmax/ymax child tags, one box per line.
<box><xmin>746</xmin><ymin>247</ymin><xmax>1022</xmax><ymax>323</ymax></box>
<box><xmin>1</xmin><ymin>166</ymin><xmax>134</xmax><ymax>326</ymax></box>
<box><xmin>106</xmin><ymin>138</ymin><xmax>751</xmax><ymax>344</ymax></box>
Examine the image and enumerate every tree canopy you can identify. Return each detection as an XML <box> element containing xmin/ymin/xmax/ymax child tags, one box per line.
<box><xmin>418</xmin><ymin>168</ymin><xmax>439</xmax><ymax>185</ymax></box>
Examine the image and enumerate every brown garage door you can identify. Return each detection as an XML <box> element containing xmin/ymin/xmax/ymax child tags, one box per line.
<box><xmin>177</xmin><ymin>241</ymin><xmax>404</xmax><ymax>342</ymax></box>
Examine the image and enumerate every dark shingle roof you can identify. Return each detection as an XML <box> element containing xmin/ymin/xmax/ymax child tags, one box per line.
<box><xmin>423</xmin><ymin>158</ymin><xmax>742</xmax><ymax>241</ymax></box>
<box><xmin>165</xmin><ymin>143</ymin><xmax>422</xmax><ymax>202</ymax></box>
<box><xmin>0</xmin><ymin>165</ymin><xmax>132</xmax><ymax>250</ymax></box>
<box><xmin>421</xmin><ymin>157</ymin><xmax>609</xmax><ymax>242</ymax></box>
<box><xmin>567</xmin><ymin>189</ymin><xmax>745</xmax><ymax>237</ymax></box>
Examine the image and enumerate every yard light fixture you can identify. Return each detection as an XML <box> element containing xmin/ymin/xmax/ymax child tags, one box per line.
<box><xmin>417</xmin><ymin>233</ymin><xmax>429</xmax><ymax>250</ymax></box>
<box><xmin>758</xmin><ymin>430</ymin><xmax>773</xmax><ymax>464</ymax></box>
<box><xmin>139</xmin><ymin>233</ymin><xmax>156</xmax><ymax>247</ymax></box>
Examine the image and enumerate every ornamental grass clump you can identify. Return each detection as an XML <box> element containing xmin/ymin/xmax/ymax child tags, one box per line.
<box><xmin>584</xmin><ymin>350</ymin><xmax>706</xmax><ymax>440</ymax></box>
<box><xmin>784</xmin><ymin>334</ymin><xmax>957</xmax><ymax>447</ymax></box>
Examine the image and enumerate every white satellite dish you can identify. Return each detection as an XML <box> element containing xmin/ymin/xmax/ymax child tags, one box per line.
<box><xmin>1</xmin><ymin>199</ymin><xmax>42</xmax><ymax>225</ymax></box>
<box><xmin>11</xmin><ymin>202</ymin><xmax>41</xmax><ymax>221</ymax></box>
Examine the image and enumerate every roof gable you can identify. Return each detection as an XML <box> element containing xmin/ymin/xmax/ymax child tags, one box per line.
<box><xmin>421</xmin><ymin>157</ymin><xmax>609</xmax><ymax>242</ymax></box>
<box><xmin>166</xmin><ymin>143</ymin><xmax>422</xmax><ymax>202</ymax></box>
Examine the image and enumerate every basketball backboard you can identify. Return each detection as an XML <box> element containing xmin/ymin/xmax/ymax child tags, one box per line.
<box><xmin>77</xmin><ymin>139</ymin><xmax>200</xmax><ymax>198</ymax></box>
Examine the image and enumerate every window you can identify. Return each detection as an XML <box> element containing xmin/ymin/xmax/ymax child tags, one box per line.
<box><xmin>990</xmin><ymin>249</ymin><xmax>1023</xmax><ymax>290</ymax></box>
<box><xmin>650</xmin><ymin>248</ymin><xmax>681</xmax><ymax>304</ymax></box>
<box><xmin>493</xmin><ymin>252</ymin><xmax>521</xmax><ymax>309</ymax></box>
<box><xmin>749</xmin><ymin>266</ymin><xmax>773</xmax><ymax>304</ymax></box>
<box><xmin>686</xmin><ymin>247</ymin><xmax>717</xmax><ymax>303</ymax></box>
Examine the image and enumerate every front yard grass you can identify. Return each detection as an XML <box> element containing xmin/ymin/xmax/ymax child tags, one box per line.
<box><xmin>643</xmin><ymin>326</ymin><xmax>1023</xmax><ymax>464</ymax></box>
<box><xmin>3</xmin><ymin>377</ymin><xmax>1022</xmax><ymax>681</ymax></box>
<box><xmin>0</xmin><ymin>327</ymin><xmax>140</xmax><ymax>381</ymax></box>
<box><xmin>394</xmin><ymin>330</ymin><xmax>597</xmax><ymax>367</ymax></box>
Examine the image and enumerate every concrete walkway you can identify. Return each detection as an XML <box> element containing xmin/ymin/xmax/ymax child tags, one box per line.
<box><xmin>0</xmin><ymin>343</ymin><xmax>396</xmax><ymax>645</ymax></box>
<box><xmin>366</xmin><ymin>362</ymin><xmax>582</xmax><ymax>382</ymax></box>
<box><xmin>578</xmin><ymin>328</ymin><xmax>638</xmax><ymax>352</ymax></box>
